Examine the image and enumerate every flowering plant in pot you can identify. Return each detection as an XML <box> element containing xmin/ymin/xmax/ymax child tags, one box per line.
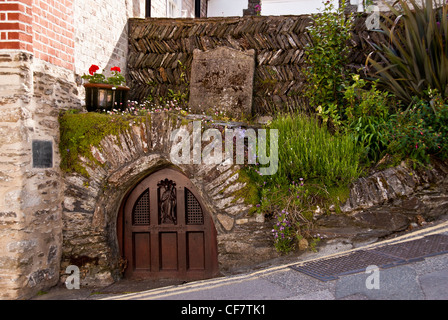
<box><xmin>82</xmin><ymin>65</ymin><xmax>126</xmax><ymax>86</ymax></box>
<box><xmin>82</xmin><ymin>64</ymin><xmax>129</xmax><ymax>112</ymax></box>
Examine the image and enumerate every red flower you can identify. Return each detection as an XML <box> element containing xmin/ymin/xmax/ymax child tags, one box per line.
<box><xmin>89</xmin><ymin>64</ymin><xmax>100</xmax><ymax>75</ymax></box>
<box><xmin>111</xmin><ymin>66</ymin><xmax>121</xmax><ymax>72</ymax></box>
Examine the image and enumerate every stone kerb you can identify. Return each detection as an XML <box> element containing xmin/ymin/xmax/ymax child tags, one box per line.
<box><xmin>60</xmin><ymin>112</ymin><xmax>270</xmax><ymax>285</ymax></box>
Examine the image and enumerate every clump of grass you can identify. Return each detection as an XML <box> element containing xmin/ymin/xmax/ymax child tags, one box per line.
<box><xmin>251</xmin><ymin>113</ymin><xmax>363</xmax><ymax>188</ymax></box>
<box><xmin>245</xmin><ymin>113</ymin><xmax>363</xmax><ymax>253</ymax></box>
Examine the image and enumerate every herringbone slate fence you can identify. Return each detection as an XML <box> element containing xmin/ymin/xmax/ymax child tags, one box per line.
<box><xmin>128</xmin><ymin>14</ymin><xmax>386</xmax><ymax>115</ymax></box>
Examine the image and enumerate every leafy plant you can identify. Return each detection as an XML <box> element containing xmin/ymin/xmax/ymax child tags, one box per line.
<box><xmin>367</xmin><ymin>0</ymin><xmax>448</xmax><ymax>105</ymax></box>
<box><xmin>386</xmin><ymin>89</ymin><xmax>448</xmax><ymax>163</ymax></box>
<box><xmin>107</xmin><ymin>66</ymin><xmax>126</xmax><ymax>86</ymax></box>
<box><xmin>252</xmin><ymin>175</ymin><xmax>338</xmax><ymax>254</ymax></box>
<box><xmin>271</xmin><ymin>210</ymin><xmax>295</xmax><ymax>254</ymax></box>
<box><xmin>304</xmin><ymin>0</ymin><xmax>355</xmax><ymax>108</ymax></box>
<box><xmin>342</xmin><ymin>75</ymin><xmax>394</xmax><ymax>163</ymax></box>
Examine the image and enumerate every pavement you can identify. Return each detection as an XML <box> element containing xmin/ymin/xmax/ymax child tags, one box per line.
<box><xmin>31</xmin><ymin>218</ymin><xmax>448</xmax><ymax>302</ymax></box>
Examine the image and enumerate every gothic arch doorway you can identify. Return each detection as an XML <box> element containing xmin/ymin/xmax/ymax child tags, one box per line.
<box><xmin>117</xmin><ymin>168</ymin><xmax>219</xmax><ymax>280</ymax></box>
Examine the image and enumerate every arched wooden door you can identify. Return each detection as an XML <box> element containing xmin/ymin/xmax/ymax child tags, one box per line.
<box><xmin>120</xmin><ymin>168</ymin><xmax>219</xmax><ymax>280</ymax></box>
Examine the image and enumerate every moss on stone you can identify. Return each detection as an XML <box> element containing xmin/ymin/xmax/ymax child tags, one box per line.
<box><xmin>230</xmin><ymin>168</ymin><xmax>260</xmax><ymax>214</ymax></box>
<box><xmin>59</xmin><ymin>111</ymin><xmax>145</xmax><ymax>177</ymax></box>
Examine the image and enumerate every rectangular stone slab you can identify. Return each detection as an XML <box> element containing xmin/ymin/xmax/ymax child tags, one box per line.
<box><xmin>189</xmin><ymin>47</ymin><xmax>255</xmax><ymax>118</ymax></box>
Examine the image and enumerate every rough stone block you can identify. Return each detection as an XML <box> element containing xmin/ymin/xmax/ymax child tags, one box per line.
<box><xmin>189</xmin><ymin>47</ymin><xmax>256</xmax><ymax>118</ymax></box>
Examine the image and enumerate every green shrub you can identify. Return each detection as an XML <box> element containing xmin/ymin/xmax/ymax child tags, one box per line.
<box><xmin>386</xmin><ymin>90</ymin><xmax>448</xmax><ymax>164</ymax></box>
<box><xmin>304</xmin><ymin>0</ymin><xmax>354</xmax><ymax>108</ymax></box>
<box><xmin>342</xmin><ymin>75</ymin><xmax>395</xmax><ymax>163</ymax></box>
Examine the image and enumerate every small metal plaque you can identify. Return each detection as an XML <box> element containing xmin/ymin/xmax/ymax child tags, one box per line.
<box><xmin>32</xmin><ymin>140</ymin><xmax>53</xmax><ymax>168</ymax></box>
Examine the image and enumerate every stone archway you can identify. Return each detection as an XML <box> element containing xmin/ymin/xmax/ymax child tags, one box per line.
<box><xmin>117</xmin><ymin>167</ymin><xmax>219</xmax><ymax>280</ymax></box>
<box><xmin>60</xmin><ymin>112</ymin><xmax>275</xmax><ymax>286</ymax></box>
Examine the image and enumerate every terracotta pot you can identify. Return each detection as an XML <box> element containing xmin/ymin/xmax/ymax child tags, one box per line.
<box><xmin>83</xmin><ymin>83</ymin><xmax>130</xmax><ymax>112</ymax></box>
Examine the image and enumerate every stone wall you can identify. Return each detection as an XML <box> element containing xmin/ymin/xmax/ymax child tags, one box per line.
<box><xmin>59</xmin><ymin>112</ymin><xmax>276</xmax><ymax>285</ymax></box>
<box><xmin>315</xmin><ymin>159</ymin><xmax>448</xmax><ymax>243</ymax></box>
<box><xmin>0</xmin><ymin>51</ymin><xmax>81</xmax><ymax>299</ymax></box>
<box><xmin>127</xmin><ymin>14</ymin><xmax>386</xmax><ymax>115</ymax></box>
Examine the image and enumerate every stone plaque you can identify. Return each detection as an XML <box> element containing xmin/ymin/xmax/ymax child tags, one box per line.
<box><xmin>189</xmin><ymin>47</ymin><xmax>255</xmax><ymax>118</ymax></box>
<box><xmin>32</xmin><ymin>140</ymin><xmax>53</xmax><ymax>168</ymax></box>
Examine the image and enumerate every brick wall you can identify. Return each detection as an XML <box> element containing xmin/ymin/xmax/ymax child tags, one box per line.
<box><xmin>0</xmin><ymin>0</ymin><xmax>33</xmax><ymax>52</ymax></box>
<box><xmin>0</xmin><ymin>0</ymin><xmax>75</xmax><ymax>70</ymax></box>
<box><xmin>32</xmin><ymin>0</ymin><xmax>75</xmax><ymax>70</ymax></box>
<box><xmin>73</xmin><ymin>0</ymin><xmax>150</xmax><ymax>82</ymax></box>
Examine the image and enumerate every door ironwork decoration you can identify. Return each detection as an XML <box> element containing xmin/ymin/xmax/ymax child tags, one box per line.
<box><xmin>186</xmin><ymin>188</ymin><xmax>203</xmax><ymax>225</ymax></box>
<box><xmin>158</xmin><ymin>179</ymin><xmax>177</xmax><ymax>224</ymax></box>
<box><xmin>120</xmin><ymin>168</ymin><xmax>219</xmax><ymax>280</ymax></box>
<box><xmin>132</xmin><ymin>189</ymin><xmax>150</xmax><ymax>225</ymax></box>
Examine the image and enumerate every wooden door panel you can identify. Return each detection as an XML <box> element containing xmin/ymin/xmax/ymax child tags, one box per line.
<box><xmin>187</xmin><ymin>231</ymin><xmax>205</xmax><ymax>270</ymax></box>
<box><xmin>133</xmin><ymin>232</ymin><xmax>151</xmax><ymax>270</ymax></box>
<box><xmin>159</xmin><ymin>232</ymin><xmax>178</xmax><ymax>271</ymax></box>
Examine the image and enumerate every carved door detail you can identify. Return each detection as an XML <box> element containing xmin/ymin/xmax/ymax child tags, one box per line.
<box><xmin>120</xmin><ymin>168</ymin><xmax>218</xmax><ymax>280</ymax></box>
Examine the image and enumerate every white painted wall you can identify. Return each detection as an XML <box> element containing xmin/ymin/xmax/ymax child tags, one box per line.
<box><xmin>207</xmin><ymin>0</ymin><xmax>340</xmax><ymax>17</ymax></box>
<box><xmin>207</xmin><ymin>0</ymin><xmax>247</xmax><ymax>17</ymax></box>
<box><xmin>261</xmin><ymin>0</ymin><xmax>339</xmax><ymax>16</ymax></box>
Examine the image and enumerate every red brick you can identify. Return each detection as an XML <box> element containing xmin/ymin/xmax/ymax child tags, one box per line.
<box><xmin>25</xmin><ymin>42</ymin><xmax>33</xmax><ymax>52</ymax></box>
<box><xmin>48</xmin><ymin>47</ymin><xmax>56</xmax><ymax>57</ymax></box>
<box><xmin>0</xmin><ymin>22</ymin><xmax>27</xmax><ymax>31</ymax></box>
<box><xmin>33</xmin><ymin>40</ymin><xmax>43</xmax><ymax>52</ymax></box>
<box><xmin>39</xmin><ymin>1</ymin><xmax>49</xmax><ymax>12</ymax></box>
<box><xmin>20</xmin><ymin>0</ymin><xmax>33</xmax><ymax>6</ymax></box>
<box><xmin>8</xmin><ymin>31</ymin><xmax>32</xmax><ymax>43</ymax></box>
<box><xmin>39</xmin><ymin>52</ymin><xmax>49</xmax><ymax>62</ymax></box>
<box><xmin>7</xmin><ymin>31</ymin><xmax>19</xmax><ymax>39</ymax></box>
<box><xmin>7</xmin><ymin>12</ymin><xmax>33</xmax><ymax>25</ymax></box>
<box><xmin>0</xmin><ymin>3</ymin><xmax>23</xmax><ymax>12</ymax></box>
<box><xmin>0</xmin><ymin>41</ymin><xmax>21</xmax><ymax>50</ymax></box>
